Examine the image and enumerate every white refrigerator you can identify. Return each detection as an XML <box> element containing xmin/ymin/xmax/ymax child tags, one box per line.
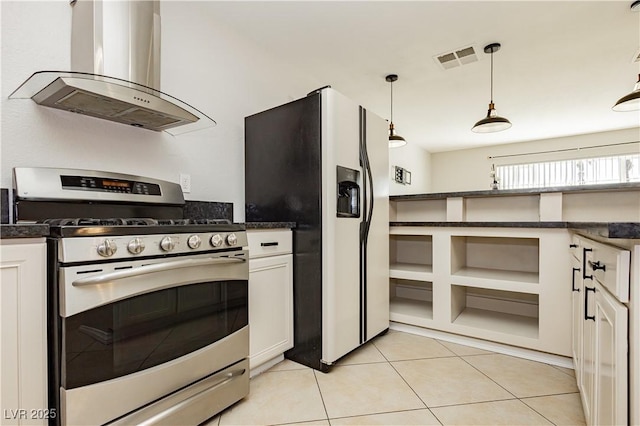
<box><xmin>245</xmin><ymin>87</ymin><xmax>389</xmax><ymax>371</ymax></box>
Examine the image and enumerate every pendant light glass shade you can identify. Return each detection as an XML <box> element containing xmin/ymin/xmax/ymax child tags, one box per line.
<box><xmin>386</xmin><ymin>74</ymin><xmax>407</xmax><ymax>148</ymax></box>
<box><xmin>612</xmin><ymin>74</ymin><xmax>640</xmax><ymax>111</ymax></box>
<box><xmin>472</xmin><ymin>43</ymin><xmax>511</xmax><ymax>133</ymax></box>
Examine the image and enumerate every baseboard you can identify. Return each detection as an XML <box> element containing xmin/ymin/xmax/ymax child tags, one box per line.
<box><xmin>389</xmin><ymin>321</ymin><xmax>574</xmax><ymax>369</ymax></box>
<box><xmin>249</xmin><ymin>354</ymin><xmax>285</xmax><ymax>378</ymax></box>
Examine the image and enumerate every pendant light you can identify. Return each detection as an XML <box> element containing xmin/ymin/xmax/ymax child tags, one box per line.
<box><xmin>612</xmin><ymin>1</ymin><xmax>640</xmax><ymax>111</ymax></box>
<box><xmin>386</xmin><ymin>74</ymin><xmax>407</xmax><ymax>148</ymax></box>
<box><xmin>472</xmin><ymin>43</ymin><xmax>512</xmax><ymax>133</ymax></box>
<box><xmin>613</xmin><ymin>74</ymin><xmax>640</xmax><ymax>111</ymax></box>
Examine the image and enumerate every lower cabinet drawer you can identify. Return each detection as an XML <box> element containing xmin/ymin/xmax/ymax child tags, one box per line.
<box><xmin>585</xmin><ymin>239</ymin><xmax>630</xmax><ymax>303</ymax></box>
<box><xmin>247</xmin><ymin>229</ymin><xmax>292</xmax><ymax>258</ymax></box>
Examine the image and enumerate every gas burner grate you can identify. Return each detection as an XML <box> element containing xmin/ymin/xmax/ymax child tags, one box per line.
<box><xmin>156</xmin><ymin>218</ymin><xmax>232</xmax><ymax>225</ymax></box>
<box><xmin>40</xmin><ymin>217</ymin><xmax>160</xmax><ymax>226</ymax></box>
<box><xmin>156</xmin><ymin>219</ymin><xmax>190</xmax><ymax>225</ymax></box>
<box><xmin>189</xmin><ymin>218</ymin><xmax>232</xmax><ymax>225</ymax></box>
<box><xmin>39</xmin><ymin>217</ymin><xmax>232</xmax><ymax>226</ymax></box>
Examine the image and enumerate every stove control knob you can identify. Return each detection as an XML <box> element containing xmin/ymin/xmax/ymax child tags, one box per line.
<box><xmin>210</xmin><ymin>234</ymin><xmax>224</xmax><ymax>248</ymax></box>
<box><xmin>187</xmin><ymin>235</ymin><xmax>202</xmax><ymax>249</ymax></box>
<box><xmin>97</xmin><ymin>239</ymin><xmax>117</xmax><ymax>257</ymax></box>
<box><xmin>226</xmin><ymin>233</ymin><xmax>238</xmax><ymax>246</ymax></box>
<box><xmin>127</xmin><ymin>238</ymin><xmax>145</xmax><ymax>255</ymax></box>
<box><xmin>160</xmin><ymin>236</ymin><xmax>175</xmax><ymax>252</ymax></box>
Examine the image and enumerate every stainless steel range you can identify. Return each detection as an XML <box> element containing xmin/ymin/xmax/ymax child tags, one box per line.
<box><xmin>13</xmin><ymin>167</ymin><xmax>249</xmax><ymax>426</ymax></box>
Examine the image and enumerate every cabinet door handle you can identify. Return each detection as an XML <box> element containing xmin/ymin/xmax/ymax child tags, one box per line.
<box><xmin>588</xmin><ymin>260</ymin><xmax>606</xmax><ymax>271</ymax></box>
<box><xmin>260</xmin><ymin>242</ymin><xmax>279</xmax><ymax>247</ymax></box>
<box><xmin>569</xmin><ymin>244</ymin><xmax>578</xmax><ymax>248</ymax></box>
<box><xmin>572</xmin><ymin>267</ymin><xmax>580</xmax><ymax>292</ymax></box>
<box><xmin>584</xmin><ymin>286</ymin><xmax>596</xmax><ymax>321</ymax></box>
<box><xmin>582</xmin><ymin>248</ymin><xmax>593</xmax><ymax>280</ymax></box>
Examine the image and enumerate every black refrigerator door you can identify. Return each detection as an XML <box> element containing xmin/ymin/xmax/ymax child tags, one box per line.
<box><xmin>245</xmin><ymin>94</ymin><xmax>327</xmax><ymax>370</ymax></box>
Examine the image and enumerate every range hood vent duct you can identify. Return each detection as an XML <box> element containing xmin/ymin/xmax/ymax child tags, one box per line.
<box><xmin>9</xmin><ymin>0</ymin><xmax>215</xmax><ymax>135</ymax></box>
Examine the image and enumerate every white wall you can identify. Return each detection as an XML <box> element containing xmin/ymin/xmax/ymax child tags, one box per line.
<box><xmin>429</xmin><ymin>127</ymin><xmax>640</xmax><ymax>192</ymax></box>
<box><xmin>389</xmin><ymin>142</ymin><xmax>431</xmax><ymax>195</ymax></box>
<box><xmin>1</xmin><ymin>1</ymin><xmax>320</xmax><ymax>222</ymax></box>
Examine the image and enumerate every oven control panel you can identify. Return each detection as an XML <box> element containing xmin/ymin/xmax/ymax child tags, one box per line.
<box><xmin>60</xmin><ymin>232</ymin><xmax>248</xmax><ymax>263</ymax></box>
<box><xmin>61</xmin><ymin>175</ymin><xmax>162</xmax><ymax>196</ymax></box>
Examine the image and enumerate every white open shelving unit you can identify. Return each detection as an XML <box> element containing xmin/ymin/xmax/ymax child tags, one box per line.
<box><xmin>389</xmin><ymin>235</ymin><xmax>434</xmax><ymax>327</ymax></box>
<box><xmin>389</xmin><ymin>226</ymin><xmax>572</xmax><ymax>356</ymax></box>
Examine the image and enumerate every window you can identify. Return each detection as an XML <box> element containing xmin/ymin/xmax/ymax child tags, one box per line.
<box><xmin>496</xmin><ymin>154</ymin><xmax>640</xmax><ymax>190</ymax></box>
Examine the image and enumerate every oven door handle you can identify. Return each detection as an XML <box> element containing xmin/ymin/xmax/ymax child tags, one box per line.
<box><xmin>108</xmin><ymin>366</ymin><xmax>247</xmax><ymax>426</ymax></box>
<box><xmin>72</xmin><ymin>256</ymin><xmax>246</xmax><ymax>287</ymax></box>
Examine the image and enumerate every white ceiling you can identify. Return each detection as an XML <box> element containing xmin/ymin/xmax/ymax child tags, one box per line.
<box><xmin>203</xmin><ymin>0</ymin><xmax>640</xmax><ymax>152</ymax></box>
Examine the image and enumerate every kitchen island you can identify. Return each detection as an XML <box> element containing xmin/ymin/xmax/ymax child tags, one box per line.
<box><xmin>389</xmin><ymin>184</ymin><xmax>639</xmax><ymax>425</ymax></box>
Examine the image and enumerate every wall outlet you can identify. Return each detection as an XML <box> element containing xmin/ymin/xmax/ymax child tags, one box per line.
<box><xmin>179</xmin><ymin>173</ymin><xmax>191</xmax><ymax>193</ymax></box>
<box><xmin>393</xmin><ymin>166</ymin><xmax>411</xmax><ymax>185</ymax></box>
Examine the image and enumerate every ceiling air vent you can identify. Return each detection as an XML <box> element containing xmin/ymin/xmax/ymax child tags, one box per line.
<box><xmin>434</xmin><ymin>45</ymin><xmax>479</xmax><ymax>70</ymax></box>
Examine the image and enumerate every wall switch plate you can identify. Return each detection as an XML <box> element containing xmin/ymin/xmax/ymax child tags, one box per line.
<box><xmin>179</xmin><ymin>173</ymin><xmax>191</xmax><ymax>193</ymax></box>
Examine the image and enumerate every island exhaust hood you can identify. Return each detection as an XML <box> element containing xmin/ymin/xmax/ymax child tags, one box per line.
<box><xmin>9</xmin><ymin>0</ymin><xmax>215</xmax><ymax>135</ymax></box>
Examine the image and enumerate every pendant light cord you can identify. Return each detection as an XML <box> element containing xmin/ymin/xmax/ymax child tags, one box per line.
<box><xmin>490</xmin><ymin>48</ymin><xmax>494</xmax><ymax>104</ymax></box>
<box><xmin>390</xmin><ymin>80</ymin><xmax>394</xmax><ymax>123</ymax></box>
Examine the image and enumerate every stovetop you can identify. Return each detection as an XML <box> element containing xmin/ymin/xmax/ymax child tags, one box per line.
<box><xmin>45</xmin><ymin>217</ymin><xmax>248</xmax><ymax>263</ymax></box>
<box><xmin>41</xmin><ymin>217</ymin><xmax>245</xmax><ymax>238</ymax></box>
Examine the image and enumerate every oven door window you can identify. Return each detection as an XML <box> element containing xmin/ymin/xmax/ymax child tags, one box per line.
<box><xmin>62</xmin><ymin>280</ymin><xmax>248</xmax><ymax>389</ymax></box>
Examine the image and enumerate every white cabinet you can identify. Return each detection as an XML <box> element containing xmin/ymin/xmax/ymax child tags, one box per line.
<box><xmin>571</xmin><ymin>234</ymin><xmax>630</xmax><ymax>426</ymax></box>
<box><xmin>593</xmin><ymin>280</ymin><xmax>628</xmax><ymax>426</ymax></box>
<box><xmin>0</xmin><ymin>238</ymin><xmax>48</xmax><ymax>426</ymax></box>
<box><xmin>247</xmin><ymin>229</ymin><xmax>293</xmax><ymax>372</ymax></box>
<box><xmin>390</xmin><ymin>227</ymin><xmax>572</xmax><ymax>356</ymax></box>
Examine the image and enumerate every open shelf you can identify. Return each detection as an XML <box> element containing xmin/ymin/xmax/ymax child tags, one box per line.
<box><xmin>390</xmin><ymin>235</ymin><xmax>433</xmax><ymax>273</ymax></box>
<box><xmin>390</xmin><ymin>262</ymin><xmax>433</xmax><ymax>281</ymax></box>
<box><xmin>390</xmin><ymin>297</ymin><xmax>434</xmax><ymax>322</ymax></box>
<box><xmin>386</xmin><ymin>226</ymin><xmax>573</xmax><ymax>357</ymax></box>
<box><xmin>452</xmin><ymin>308</ymin><xmax>539</xmax><ymax>339</ymax></box>
<box><xmin>452</xmin><ymin>267</ymin><xmax>539</xmax><ymax>285</ymax></box>
<box><xmin>451</xmin><ymin>236</ymin><xmax>539</xmax><ymax>284</ymax></box>
<box><xmin>390</xmin><ymin>279</ymin><xmax>433</xmax><ymax>323</ymax></box>
<box><xmin>393</xmin><ymin>199</ymin><xmax>447</xmax><ymax>222</ymax></box>
<box><xmin>451</xmin><ymin>285</ymin><xmax>539</xmax><ymax>339</ymax></box>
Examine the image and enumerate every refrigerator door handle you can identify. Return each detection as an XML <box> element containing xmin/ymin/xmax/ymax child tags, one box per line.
<box><xmin>359</xmin><ymin>106</ymin><xmax>374</xmax><ymax>344</ymax></box>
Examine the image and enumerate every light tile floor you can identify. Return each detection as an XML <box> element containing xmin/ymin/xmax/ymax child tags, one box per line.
<box><xmin>205</xmin><ymin>330</ymin><xmax>585</xmax><ymax>426</ymax></box>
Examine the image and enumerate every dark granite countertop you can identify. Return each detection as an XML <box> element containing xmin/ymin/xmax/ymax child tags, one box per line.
<box><xmin>390</xmin><ymin>182</ymin><xmax>640</xmax><ymax>201</ymax></box>
<box><xmin>568</xmin><ymin>222</ymin><xmax>640</xmax><ymax>240</ymax></box>
<box><xmin>390</xmin><ymin>221</ymin><xmax>640</xmax><ymax>239</ymax></box>
<box><xmin>245</xmin><ymin>222</ymin><xmax>296</xmax><ymax>229</ymax></box>
<box><xmin>0</xmin><ymin>222</ymin><xmax>296</xmax><ymax>239</ymax></box>
<box><xmin>1</xmin><ymin>224</ymin><xmax>49</xmax><ymax>239</ymax></box>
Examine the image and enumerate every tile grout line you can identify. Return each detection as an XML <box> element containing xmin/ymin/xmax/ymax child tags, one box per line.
<box><xmin>456</xmin><ymin>354</ymin><xmax>578</xmax><ymax>425</ymax></box>
<box><xmin>519</xmin><ymin>391</ymin><xmax>584</xmax><ymax>426</ymax></box>
<box><xmin>459</xmin><ymin>353</ymin><xmax>581</xmax><ymax>399</ymax></box>
<box><xmin>519</xmin><ymin>391</ymin><xmax>582</xmax><ymax>400</ymax></box>
<box><xmin>311</xmin><ymin>368</ymin><xmax>331</xmax><ymax>424</ymax></box>
<box><xmin>551</xmin><ymin>364</ymin><xmax>577</xmax><ymax>378</ymax></box>
<box><xmin>374</xmin><ymin>340</ymin><xmax>444</xmax><ymax>426</ymax></box>
<box><xmin>458</xmin><ymin>354</ymin><xmax>519</xmax><ymax>399</ymax></box>
<box><xmin>518</xmin><ymin>398</ymin><xmax>559</xmax><ymax>426</ymax></box>
<box><xmin>326</xmin><ymin>407</ymin><xmax>444</xmax><ymax>423</ymax></box>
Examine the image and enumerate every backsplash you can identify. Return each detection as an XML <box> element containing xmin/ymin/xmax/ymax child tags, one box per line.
<box><xmin>184</xmin><ymin>201</ymin><xmax>233</xmax><ymax>222</ymax></box>
<box><xmin>1</xmin><ymin>192</ymin><xmax>233</xmax><ymax>224</ymax></box>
